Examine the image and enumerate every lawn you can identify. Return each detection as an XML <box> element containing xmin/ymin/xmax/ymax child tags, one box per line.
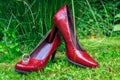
<box><xmin>0</xmin><ymin>37</ymin><xmax>120</xmax><ymax>80</ymax></box>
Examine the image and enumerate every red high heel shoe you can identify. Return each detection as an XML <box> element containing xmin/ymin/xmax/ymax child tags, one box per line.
<box><xmin>53</xmin><ymin>5</ymin><xmax>98</xmax><ymax>68</ymax></box>
<box><xmin>15</xmin><ymin>26</ymin><xmax>61</xmax><ymax>74</ymax></box>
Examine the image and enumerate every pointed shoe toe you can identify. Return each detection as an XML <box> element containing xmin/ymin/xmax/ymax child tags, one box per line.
<box><xmin>67</xmin><ymin>50</ymin><xmax>98</xmax><ymax>68</ymax></box>
<box><xmin>76</xmin><ymin>51</ymin><xmax>99</xmax><ymax>68</ymax></box>
<box><xmin>15</xmin><ymin>58</ymin><xmax>44</xmax><ymax>73</ymax></box>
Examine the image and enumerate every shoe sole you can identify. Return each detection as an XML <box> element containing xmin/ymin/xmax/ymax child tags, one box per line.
<box><xmin>67</xmin><ymin>57</ymin><xmax>88</xmax><ymax>68</ymax></box>
<box><xmin>15</xmin><ymin>69</ymin><xmax>31</xmax><ymax>74</ymax></box>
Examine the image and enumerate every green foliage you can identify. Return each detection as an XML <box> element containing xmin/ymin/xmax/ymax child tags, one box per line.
<box><xmin>114</xmin><ymin>24</ymin><xmax>120</xmax><ymax>31</ymax></box>
<box><xmin>0</xmin><ymin>17</ymin><xmax>20</xmax><ymax>62</ymax></box>
<box><xmin>0</xmin><ymin>0</ymin><xmax>119</xmax><ymax>40</ymax></box>
<box><xmin>74</xmin><ymin>0</ymin><xmax>120</xmax><ymax>37</ymax></box>
<box><xmin>114</xmin><ymin>13</ymin><xmax>120</xmax><ymax>31</ymax></box>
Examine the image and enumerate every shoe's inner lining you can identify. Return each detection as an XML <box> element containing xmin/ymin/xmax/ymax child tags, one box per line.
<box><xmin>30</xmin><ymin>41</ymin><xmax>52</xmax><ymax>60</ymax></box>
<box><xmin>66</xmin><ymin>6</ymin><xmax>84</xmax><ymax>51</ymax></box>
<box><xmin>30</xmin><ymin>28</ymin><xmax>57</xmax><ymax>59</ymax></box>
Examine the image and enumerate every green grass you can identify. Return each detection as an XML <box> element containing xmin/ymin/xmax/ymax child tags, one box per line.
<box><xmin>0</xmin><ymin>37</ymin><xmax>120</xmax><ymax>80</ymax></box>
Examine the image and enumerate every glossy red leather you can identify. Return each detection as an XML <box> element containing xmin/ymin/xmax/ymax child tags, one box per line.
<box><xmin>15</xmin><ymin>27</ymin><xmax>61</xmax><ymax>73</ymax></box>
<box><xmin>53</xmin><ymin>5</ymin><xmax>98</xmax><ymax>68</ymax></box>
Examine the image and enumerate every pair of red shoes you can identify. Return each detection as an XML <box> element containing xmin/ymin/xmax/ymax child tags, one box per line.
<box><xmin>15</xmin><ymin>5</ymin><xmax>98</xmax><ymax>74</ymax></box>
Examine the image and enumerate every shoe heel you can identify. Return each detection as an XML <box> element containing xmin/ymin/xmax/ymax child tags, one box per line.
<box><xmin>51</xmin><ymin>50</ymin><xmax>57</xmax><ymax>61</ymax></box>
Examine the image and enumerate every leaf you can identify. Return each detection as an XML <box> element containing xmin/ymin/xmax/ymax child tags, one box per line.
<box><xmin>113</xmin><ymin>24</ymin><xmax>120</xmax><ymax>31</ymax></box>
<box><xmin>115</xmin><ymin>14</ymin><xmax>120</xmax><ymax>18</ymax></box>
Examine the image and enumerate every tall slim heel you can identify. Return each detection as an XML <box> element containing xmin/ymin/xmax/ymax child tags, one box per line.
<box><xmin>51</xmin><ymin>50</ymin><xmax>57</xmax><ymax>61</ymax></box>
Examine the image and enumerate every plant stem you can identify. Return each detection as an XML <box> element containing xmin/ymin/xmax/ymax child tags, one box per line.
<box><xmin>71</xmin><ymin>0</ymin><xmax>76</xmax><ymax>47</ymax></box>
